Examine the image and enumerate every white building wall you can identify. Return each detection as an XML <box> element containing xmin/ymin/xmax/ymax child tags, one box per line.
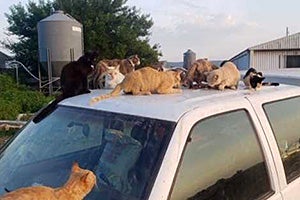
<box><xmin>251</xmin><ymin>50</ymin><xmax>300</xmax><ymax>70</ymax></box>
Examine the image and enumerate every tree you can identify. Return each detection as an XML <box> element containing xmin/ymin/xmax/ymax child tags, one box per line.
<box><xmin>2</xmin><ymin>0</ymin><xmax>161</xmax><ymax>81</ymax></box>
<box><xmin>2</xmin><ymin>1</ymin><xmax>55</xmax><ymax>80</ymax></box>
<box><xmin>53</xmin><ymin>0</ymin><xmax>161</xmax><ymax>64</ymax></box>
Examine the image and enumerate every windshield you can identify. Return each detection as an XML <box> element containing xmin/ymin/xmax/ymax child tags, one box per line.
<box><xmin>0</xmin><ymin>106</ymin><xmax>176</xmax><ymax>199</ymax></box>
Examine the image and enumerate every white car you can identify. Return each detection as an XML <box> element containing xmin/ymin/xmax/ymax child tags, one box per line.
<box><xmin>1</xmin><ymin>83</ymin><xmax>300</xmax><ymax>200</ymax></box>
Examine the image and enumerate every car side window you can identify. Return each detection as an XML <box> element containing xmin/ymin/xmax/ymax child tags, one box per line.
<box><xmin>169</xmin><ymin>110</ymin><xmax>272</xmax><ymax>200</ymax></box>
<box><xmin>263</xmin><ymin>96</ymin><xmax>300</xmax><ymax>183</ymax></box>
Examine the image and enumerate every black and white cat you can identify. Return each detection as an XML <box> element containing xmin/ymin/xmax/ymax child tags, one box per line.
<box><xmin>243</xmin><ymin>68</ymin><xmax>279</xmax><ymax>90</ymax></box>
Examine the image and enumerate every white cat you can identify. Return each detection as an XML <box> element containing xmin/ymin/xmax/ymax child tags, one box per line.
<box><xmin>102</xmin><ymin>65</ymin><xmax>125</xmax><ymax>89</ymax></box>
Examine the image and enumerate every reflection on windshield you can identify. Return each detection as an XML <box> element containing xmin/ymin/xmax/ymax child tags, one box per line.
<box><xmin>0</xmin><ymin>106</ymin><xmax>175</xmax><ymax>199</ymax></box>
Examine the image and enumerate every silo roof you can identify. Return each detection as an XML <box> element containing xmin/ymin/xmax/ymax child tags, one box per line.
<box><xmin>39</xmin><ymin>10</ymin><xmax>81</xmax><ymax>25</ymax></box>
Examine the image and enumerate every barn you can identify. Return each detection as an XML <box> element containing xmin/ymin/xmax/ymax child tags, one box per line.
<box><xmin>230</xmin><ymin>32</ymin><xmax>300</xmax><ymax>70</ymax></box>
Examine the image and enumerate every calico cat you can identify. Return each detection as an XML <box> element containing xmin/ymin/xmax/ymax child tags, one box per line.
<box><xmin>183</xmin><ymin>59</ymin><xmax>218</xmax><ymax>89</ymax></box>
<box><xmin>0</xmin><ymin>162</ymin><xmax>96</xmax><ymax>200</ymax></box>
<box><xmin>33</xmin><ymin>51</ymin><xmax>98</xmax><ymax>123</ymax></box>
<box><xmin>90</xmin><ymin>67</ymin><xmax>182</xmax><ymax>104</ymax></box>
<box><xmin>205</xmin><ymin>61</ymin><xmax>240</xmax><ymax>90</ymax></box>
<box><xmin>243</xmin><ymin>68</ymin><xmax>280</xmax><ymax>90</ymax></box>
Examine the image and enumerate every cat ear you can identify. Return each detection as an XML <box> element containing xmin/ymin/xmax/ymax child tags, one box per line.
<box><xmin>257</xmin><ymin>72</ymin><xmax>263</xmax><ymax>76</ymax></box>
<box><xmin>72</xmin><ymin>162</ymin><xmax>80</xmax><ymax>172</ymax></box>
<box><xmin>175</xmin><ymin>70</ymin><xmax>183</xmax><ymax>79</ymax></box>
<box><xmin>115</xmin><ymin>64</ymin><xmax>120</xmax><ymax>71</ymax></box>
<box><xmin>81</xmin><ymin>172</ymin><xmax>92</xmax><ymax>183</ymax></box>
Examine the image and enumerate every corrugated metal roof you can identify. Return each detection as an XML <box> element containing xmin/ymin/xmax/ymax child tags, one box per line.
<box><xmin>39</xmin><ymin>10</ymin><xmax>81</xmax><ymax>24</ymax></box>
<box><xmin>249</xmin><ymin>32</ymin><xmax>300</xmax><ymax>50</ymax></box>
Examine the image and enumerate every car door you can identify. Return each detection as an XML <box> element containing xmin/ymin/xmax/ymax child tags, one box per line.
<box><xmin>247</xmin><ymin>91</ymin><xmax>300</xmax><ymax>200</ymax></box>
<box><xmin>149</xmin><ymin>97</ymin><xmax>282</xmax><ymax>200</ymax></box>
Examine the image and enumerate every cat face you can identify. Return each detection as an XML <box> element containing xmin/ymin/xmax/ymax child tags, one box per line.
<box><xmin>243</xmin><ymin>68</ymin><xmax>257</xmax><ymax>80</ymax></box>
<box><xmin>183</xmin><ymin>59</ymin><xmax>214</xmax><ymax>88</ymax></box>
<box><xmin>206</xmin><ymin>71</ymin><xmax>222</xmax><ymax>88</ymax></box>
<box><xmin>250</xmin><ymin>74</ymin><xmax>265</xmax><ymax>90</ymax></box>
<box><xmin>104</xmin><ymin>65</ymin><xmax>120</xmax><ymax>80</ymax></box>
<box><xmin>128</xmin><ymin>54</ymin><xmax>141</xmax><ymax>66</ymax></box>
<box><xmin>68</xmin><ymin>162</ymin><xmax>96</xmax><ymax>196</ymax></box>
<box><xmin>170</xmin><ymin>70</ymin><xmax>183</xmax><ymax>88</ymax></box>
<box><xmin>78</xmin><ymin>51</ymin><xmax>99</xmax><ymax>73</ymax></box>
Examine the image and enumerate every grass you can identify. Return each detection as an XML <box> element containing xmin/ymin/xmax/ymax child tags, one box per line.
<box><xmin>0</xmin><ymin>130</ymin><xmax>17</xmax><ymax>137</ymax></box>
<box><xmin>0</xmin><ymin>73</ymin><xmax>54</xmax><ymax>120</ymax></box>
<box><xmin>0</xmin><ymin>130</ymin><xmax>16</xmax><ymax>148</ymax></box>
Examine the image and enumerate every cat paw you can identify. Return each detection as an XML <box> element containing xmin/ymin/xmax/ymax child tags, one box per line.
<box><xmin>218</xmin><ymin>86</ymin><xmax>225</xmax><ymax>91</ymax></box>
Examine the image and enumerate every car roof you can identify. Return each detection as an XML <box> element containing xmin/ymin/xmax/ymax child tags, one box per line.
<box><xmin>240</xmin><ymin>68</ymin><xmax>300</xmax><ymax>79</ymax></box>
<box><xmin>59</xmin><ymin>82</ymin><xmax>300</xmax><ymax>122</ymax></box>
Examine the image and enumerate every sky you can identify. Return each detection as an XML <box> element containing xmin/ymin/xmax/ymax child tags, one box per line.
<box><xmin>1</xmin><ymin>0</ymin><xmax>300</xmax><ymax>61</ymax></box>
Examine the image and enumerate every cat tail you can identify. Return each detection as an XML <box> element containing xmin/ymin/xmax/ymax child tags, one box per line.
<box><xmin>90</xmin><ymin>84</ymin><xmax>122</xmax><ymax>105</ymax></box>
<box><xmin>32</xmin><ymin>94</ymin><xmax>64</xmax><ymax>123</ymax></box>
<box><xmin>262</xmin><ymin>82</ymin><xmax>280</xmax><ymax>86</ymax></box>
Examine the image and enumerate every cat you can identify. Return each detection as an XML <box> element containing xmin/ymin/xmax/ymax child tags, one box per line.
<box><xmin>205</xmin><ymin>61</ymin><xmax>240</xmax><ymax>90</ymax></box>
<box><xmin>90</xmin><ymin>67</ymin><xmax>182</xmax><ymax>104</ymax></box>
<box><xmin>92</xmin><ymin>55</ymin><xmax>140</xmax><ymax>89</ymax></box>
<box><xmin>0</xmin><ymin>162</ymin><xmax>96</xmax><ymax>200</ymax></box>
<box><xmin>243</xmin><ymin>68</ymin><xmax>280</xmax><ymax>90</ymax></box>
<box><xmin>93</xmin><ymin>61</ymin><xmax>125</xmax><ymax>89</ymax></box>
<box><xmin>150</xmin><ymin>61</ymin><xmax>165</xmax><ymax>71</ymax></box>
<box><xmin>33</xmin><ymin>51</ymin><xmax>98</xmax><ymax>123</ymax></box>
<box><xmin>102</xmin><ymin>64</ymin><xmax>125</xmax><ymax>89</ymax></box>
<box><xmin>60</xmin><ymin>51</ymin><xmax>99</xmax><ymax>97</ymax></box>
<box><xmin>182</xmin><ymin>58</ymin><xmax>219</xmax><ymax>89</ymax></box>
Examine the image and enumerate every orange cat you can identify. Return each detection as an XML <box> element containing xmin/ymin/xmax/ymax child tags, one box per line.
<box><xmin>90</xmin><ymin>67</ymin><xmax>182</xmax><ymax>104</ymax></box>
<box><xmin>0</xmin><ymin>162</ymin><xmax>96</xmax><ymax>200</ymax></box>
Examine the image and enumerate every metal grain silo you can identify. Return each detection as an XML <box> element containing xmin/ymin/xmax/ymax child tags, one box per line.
<box><xmin>38</xmin><ymin>10</ymin><xmax>83</xmax><ymax>78</ymax></box>
<box><xmin>183</xmin><ymin>49</ymin><xmax>196</xmax><ymax>69</ymax></box>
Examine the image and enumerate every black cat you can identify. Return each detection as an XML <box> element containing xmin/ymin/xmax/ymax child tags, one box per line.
<box><xmin>33</xmin><ymin>51</ymin><xmax>99</xmax><ymax>123</ymax></box>
<box><xmin>243</xmin><ymin>67</ymin><xmax>279</xmax><ymax>90</ymax></box>
<box><xmin>60</xmin><ymin>51</ymin><xmax>98</xmax><ymax>98</ymax></box>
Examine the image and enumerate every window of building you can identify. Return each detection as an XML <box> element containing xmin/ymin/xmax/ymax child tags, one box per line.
<box><xmin>286</xmin><ymin>55</ymin><xmax>300</xmax><ymax>68</ymax></box>
<box><xmin>263</xmin><ymin>96</ymin><xmax>300</xmax><ymax>183</ymax></box>
<box><xmin>169</xmin><ymin>110</ymin><xmax>272</xmax><ymax>200</ymax></box>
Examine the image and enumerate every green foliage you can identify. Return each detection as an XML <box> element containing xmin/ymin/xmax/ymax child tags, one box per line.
<box><xmin>0</xmin><ymin>98</ymin><xmax>21</xmax><ymax>120</ymax></box>
<box><xmin>2</xmin><ymin>0</ymin><xmax>162</xmax><ymax>74</ymax></box>
<box><xmin>0</xmin><ymin>74</ymin><xmax>53</xmax><ymax>120</ymax></box>
<box><xmin>0</xmin><ymin>130</ymin><xmax>16</xmax><ymax>137</ymax></box>
<box><xmin>2</xmin><ymin>1</ymin><xmax>54</xmax><ymax>77</ymax></box>
<box><xmin>53</xmin><ymin>0</ymin><xmax>161</xmax><ymax>62</ymax></box>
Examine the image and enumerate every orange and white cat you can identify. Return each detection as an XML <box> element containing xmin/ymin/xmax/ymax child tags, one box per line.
<box><xmin>101</xmin><ymin>64</ymin><xmax>125</xmax><ymax>89</ymax></box>
<box><xmin>90</xmin><ymin>67</ymin><xmax>182</xmax><ymax>104</ymax></box>
<box><xmin>0</xmin><ymin>162</ymin><xmax>96</xmax><ymax>200</ymax></box>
